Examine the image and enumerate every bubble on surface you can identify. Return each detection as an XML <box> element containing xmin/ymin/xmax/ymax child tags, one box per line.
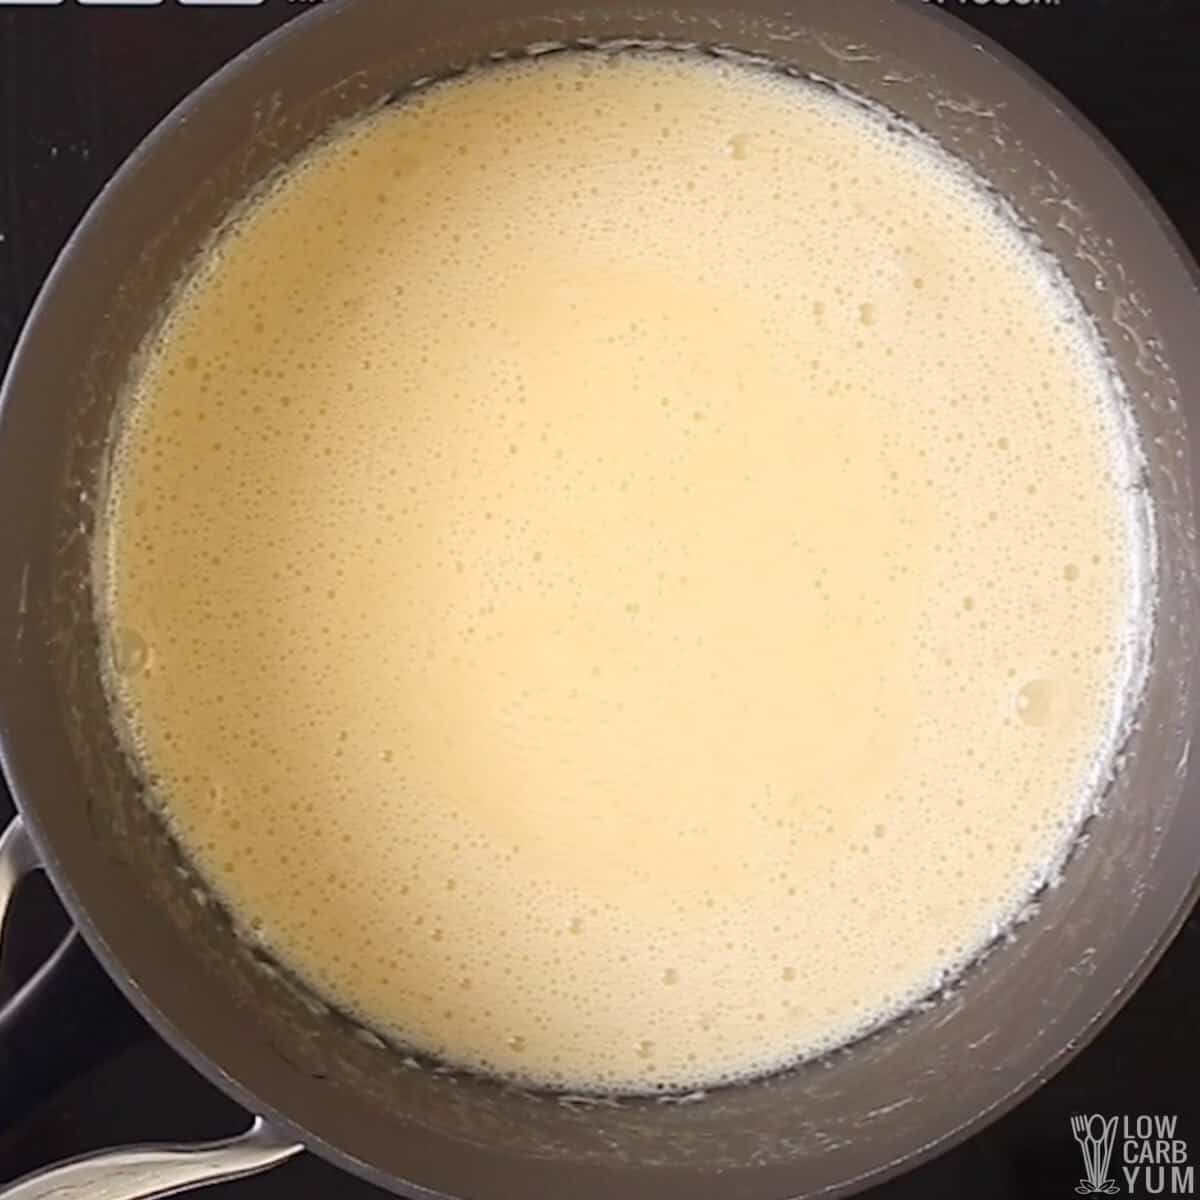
<box><xmin>1016</xmin><ymin>679</ymin><xmax>1056</xmax><ymax>727</ymax></box>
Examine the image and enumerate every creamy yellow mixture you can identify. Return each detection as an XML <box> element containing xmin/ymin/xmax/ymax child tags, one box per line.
<box><xmin>98</xmin><ymin>51</ymin><xmax>1147</xmax><ymax>1093</ymax></box>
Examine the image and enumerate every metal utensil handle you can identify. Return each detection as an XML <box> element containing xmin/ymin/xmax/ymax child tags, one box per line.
<box><xmin>0</xmin><ymin>818</ymin><xmax>304</xmax><ymax>1198</ymax></box>
<box><xmin>0</xmin><ymin>1117</ymin><xmax>303</xmax><ymax>1200</ymax></box>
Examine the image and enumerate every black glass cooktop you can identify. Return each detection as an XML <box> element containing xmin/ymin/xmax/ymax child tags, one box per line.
<box><xmin>1</xmin><ymin>3</ymin><xmax>1198</xmax><ymax>1197</ymax></box>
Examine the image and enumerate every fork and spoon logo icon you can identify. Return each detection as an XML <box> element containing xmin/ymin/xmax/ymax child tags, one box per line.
<box><xmin>1072</xmin><ymin>1114</ymin><xmax>1121</xmax><ymax>1195</ymax></box>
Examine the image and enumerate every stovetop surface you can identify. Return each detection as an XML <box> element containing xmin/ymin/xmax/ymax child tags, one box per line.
<box><xmin>2</xmin><ymin>2</ymin><xmax>1199</xmax><ymax>1196</ymax></box>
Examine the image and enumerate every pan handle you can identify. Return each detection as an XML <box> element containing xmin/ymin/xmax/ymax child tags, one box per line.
<box><xmin>1</xmin><ymin>816</ymin><xmax>146</xmax><ymax>1127</ymax></box>
<box><xmin>0</xmin><ymin>818</ymin><xmax>304</xmax><ymax>1198</ymax></box>
<box><xmin>0</xmin><ymin>1116</ymin><xmax>303</xmax><ymax>1200</ymax></box>
<box><xmin>0</xmin><ymin>816</ymin><xmax>56</xmax><ymax>1010</ymax></box>
<box><xmin>0</xmin><ymin>816</ymin><xmax>40</xmax><ymax>933</ymax></box>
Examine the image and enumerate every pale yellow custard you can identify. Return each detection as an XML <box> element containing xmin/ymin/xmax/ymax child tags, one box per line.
<box><xmin>98</xmin><ymin>51</ymin><xmax>1149</xmax><ymax>1094</ymax></box>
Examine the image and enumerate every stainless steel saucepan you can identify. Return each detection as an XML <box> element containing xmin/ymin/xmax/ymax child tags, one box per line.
<box><xmin>2</xmin><ymin>1</ymin><xmax>1199</xmax><ymax>1197</ymax></box>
